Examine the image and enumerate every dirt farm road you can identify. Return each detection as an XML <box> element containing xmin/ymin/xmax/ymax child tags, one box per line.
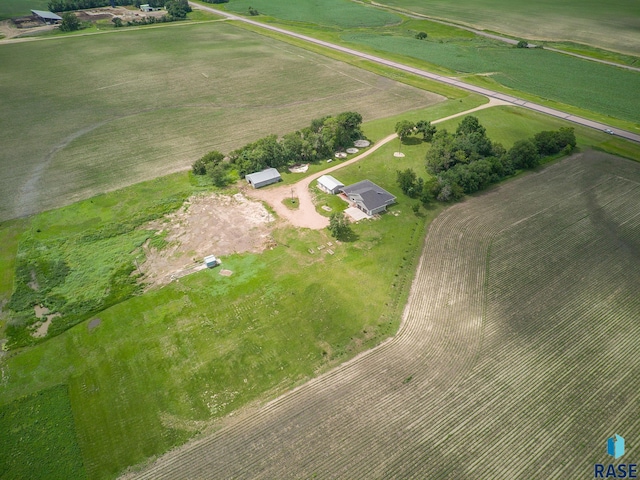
<box><xmin>192</xmin><ymin>3</ymin><xmax>640</xmax><ymax>145</ymax></box>
<box><xmin>247</xmin><ymin>98</ymin><xmax>508</xmax><ymax>229</ymax></box>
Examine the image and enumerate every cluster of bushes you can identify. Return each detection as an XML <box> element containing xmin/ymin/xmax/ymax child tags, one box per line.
<box><xmin>192</xmin><ymin>112</ymin><xmax>364</xmax><ymax>182</ymax></box>
<box><xmin>398</xmin><ymin>116</ymin><xmax>576</xmax><ymax>203</ymax></box>
<box><xmin>191</xmin><ymin>151</ymin><xmax>233</xmax><ymax>187</ymax></box>
<box><xmin>395</xmin><ymin>119</ymin><xmax>437</xmax><ymax>142</ymax></box>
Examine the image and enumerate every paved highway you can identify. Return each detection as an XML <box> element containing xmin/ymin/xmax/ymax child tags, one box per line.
<box><xmin>191</xmin><ymin>3</ymin><xmax>640</xmax><ymax>144</ymax></box>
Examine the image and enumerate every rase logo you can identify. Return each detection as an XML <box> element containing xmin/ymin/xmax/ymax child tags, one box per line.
<box><xmin>594</xmin><ymin>434</ymin><xmax>637</xmax><ymax>479</ymax></box>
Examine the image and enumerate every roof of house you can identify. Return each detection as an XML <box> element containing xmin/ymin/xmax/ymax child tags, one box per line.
<box><xmin>317</xmin><ymin>174</ymin><xmax>344</xmax><ymax>191</ymax></box>
<box><xmin>31</xmin><ymin>10</ymin><xmax>62</xmax><ymax>20</ymax></box>
<box><xmin>245</xmin><ymin>168</ymin><xmax>281</xmax><ymax>184</ymax></box>
<box><xmin>341</xmin><ymin>180</ymin><xmax>396</xmax><ymax>212</ymax></box>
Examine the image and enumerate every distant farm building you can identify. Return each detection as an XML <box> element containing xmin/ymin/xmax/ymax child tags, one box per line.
<box><xmin>31</xmin><ymin>10</ymin><xmax>62</xmax><ymax>24</ymax></box>
<box><xmin>317</xmin><ymin>175</ymin><xmax>344</xmax><ymax>194</ymax></box>
<box><xmin>204</xmin><ymin>255</ymin><xmax>218</xmax><ymax>268</ymax></box>
<box><xmin>341</xmin><ymin>180</ymin><xmax>396</xmax><ymax>216</ymax></box>
<box><xmin>245</xmin><ymin>168</ymin><xmax>282</xmax><ymax>189</ymax></box>
<box><xmin>139</xmin><ymin>4</ymin><xmax>162</xmax><ymax>11</ymax></box>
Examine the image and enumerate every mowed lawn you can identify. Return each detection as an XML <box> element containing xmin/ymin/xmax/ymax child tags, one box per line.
<box><xmin>0</xmin><ymin>21</ymin><xmax>443</xmax><ymax>221</ymax></box>
<box><xmin>371</xmin><ymin>0</ymin><xmax>640</xmax><ymax>56</ymax></box>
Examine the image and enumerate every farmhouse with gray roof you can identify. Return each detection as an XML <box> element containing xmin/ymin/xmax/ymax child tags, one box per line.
<box><xmin>340</xmin><ymin>180</ymin><xmax>396</xmax><ymax>216</ymax></box>
<box><xmin>245</xmin><ymin>168</ymin><xmax>282</xmax><ymax>189</ymax></box>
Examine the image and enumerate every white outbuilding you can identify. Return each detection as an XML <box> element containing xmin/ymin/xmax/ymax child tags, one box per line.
<box><xmin>317</xmin><ymin>175</ymin><xmax>344</xmax><ymax>194</ymax></box>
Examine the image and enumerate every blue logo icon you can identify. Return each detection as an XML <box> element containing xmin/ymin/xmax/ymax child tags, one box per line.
<box><xmin>608</xmin><ymin>434</ymin><xmax>625</xmax><ymax>459</ymax></box>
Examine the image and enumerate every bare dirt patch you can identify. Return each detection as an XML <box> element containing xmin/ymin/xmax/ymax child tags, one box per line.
<box><xmin>31</xmin><ymin>305</ymin><xmax>61</xmax><ymax>338</ymax></box>
<box><xmin>139</xmin><ymin>193</ymin><xmax>275</xmax><ymax>288</ymax></box>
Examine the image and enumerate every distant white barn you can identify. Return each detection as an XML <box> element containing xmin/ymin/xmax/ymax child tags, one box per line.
<box><xmin>245</xmin><ymin>168</ymin><xmax>282</xmax><ymax>189</ymax></box>
<box><xmin>317</xmin><ymin>175</ymin><xmax>344</xmax><ymax>194</ymax></box>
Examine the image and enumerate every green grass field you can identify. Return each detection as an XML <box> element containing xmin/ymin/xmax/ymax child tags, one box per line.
<box><xmin>369</xmin><ymin>0</ymin><xmax>640</xmax><ymax>56</ymax></box>
<box><xmin>0</xmin><ymin>20</ymin><xmax>443</xmax><ymax>222</ymax></box>
<box><xmin>2</xmin><ymin>105</ymin><xmax>637</xmax><ymax>479</ymax></box>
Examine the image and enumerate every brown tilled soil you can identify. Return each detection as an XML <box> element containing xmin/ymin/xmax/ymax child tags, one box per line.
<box><xmin>139</xmin><ymin>193</ymin><xmax>275</xmax><ymax>288</ymax></box>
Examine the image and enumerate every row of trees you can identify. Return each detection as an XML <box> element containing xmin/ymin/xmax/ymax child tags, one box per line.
<box><xmin>398</xmin><ymin>116</ymin><xmax>576</xmax><ymax>203</ymax></box>
<box><xmin>229</xmin><ymin>112</ymin><xmax>363</xmax><ymax>176</ymax></box>
<box><xmin>49</xmin><ymin>0</ymin><xmax>137</xmax><ymax>12</ymax></box>
<box><xmin>49</xmin><ymin>0</ymin><xmax>189</xmax><ymax>17</ymax></box>
<box><xmin>192</xmin><ymin>111</ymin><xmax>365</xmax><ymax>184</ymax></box>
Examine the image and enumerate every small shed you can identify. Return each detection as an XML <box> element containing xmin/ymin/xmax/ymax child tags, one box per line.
<box><xmin>317</xmin><ymin>175</ymin><xmax>344</xmax><ymax>194</ymax></box>
<box><xmin>245</xmin><ymin>168</ymin><xmax>282</xmax><ymax>189</ymax></box>
<box><xmin>31</xmin><ymin>10</ymin><xmax>62</xmax><ymax>24</ymax></box>
<box><xmin>204</xmin><ymin>255</ymin><xmax>218</xmax><ymax>268</ymax></box>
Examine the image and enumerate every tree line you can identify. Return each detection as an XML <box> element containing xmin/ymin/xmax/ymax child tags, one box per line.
<box><xmin>49</xmin><ymin>0</ymin><xmax>190</xmax><ymax>18</ymax></box>
<box><xmin>192</xmin><ymin>111</ymin><xmax>365</xmax><ymax>186</ymax></box>
<box><xmin>397</xmin><ymin>116</ymin><xmax>576</xmax><ymax>203</ymax></box>
<box><xmin>50</xmin><ymin>0</ymin><xmax>138</xmax><ymax>12</ymax></box>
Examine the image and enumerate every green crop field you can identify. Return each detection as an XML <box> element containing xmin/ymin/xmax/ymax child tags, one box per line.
<box><xmin>0</xmin><ymin>385</ymin><xmax>86</xmax><ymax>479</ymax></box>
<box><xmin>0</xmin><ymin>21</ymin><xmax>444</xmax><ymax>222</ymax></box>
<box><xmin>340</xmin><ymin>33</ymin><xmax>640</xmax><ymax>125</ymax></box>
<box><xmin>0</xmin><ymin>0</ymin><xmax>49</xmax><ymax>20</ymax></box>
<box><xmin>370</xmin><ymin>0</ymin><xmax>640</xmax><ymax>56</ymax></box>
<box><xmin>225</xmin><ymin>0</ymin><xmax>401</xmax><ymax>28</ymax></box>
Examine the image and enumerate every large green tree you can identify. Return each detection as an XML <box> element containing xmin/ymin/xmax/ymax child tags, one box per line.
<box><xmin>395</xmin><ymin>120</ymin><xmax>415</xmax><ymax>142</ymax></box>
<box><xmin>416</xmin><ymin>120</ymin><xmax>437</xmax><ymax>142</ymax></box>
<box><xmin>59</xmin><ymin>12</ymin><xmax>81</xmax><ymax>31</ymax></box>
<box><xmin>328</xmin><ymin>212</ymin><xmax>352</xmax><ymax>240</ymax></box>
<box><xmin>508</xmin><ymin>139</ymin><xmax>539</xmax><ymax>169</ymax></box>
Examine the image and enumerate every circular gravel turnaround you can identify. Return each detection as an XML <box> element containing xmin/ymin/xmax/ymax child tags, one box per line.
<box><xmin>354</xmin><ymin>139</ymin><xmax>371</xmax><ymax>148</ymax></box>
<box><xmin>130</xmin><ymin>151</ymin><xmax>640</xmax><ymax>479</ymax></box>
<box><xmin>346</xmin><ymin>147</ymin><xmax>359</xmax><ymax>154</ymax></box>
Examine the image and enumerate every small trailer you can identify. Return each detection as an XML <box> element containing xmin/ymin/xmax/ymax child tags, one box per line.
<box><xmin>204</xmin><ymin>255</ymin><xmax>218</xmax><ymax>268</ymax></box>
